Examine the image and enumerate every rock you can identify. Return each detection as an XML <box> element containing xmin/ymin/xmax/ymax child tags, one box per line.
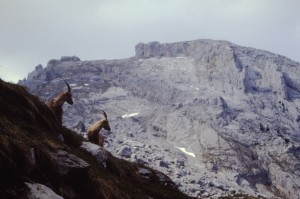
<box><xmin>201</xmin><ymin>192</ymin><xmax>209</xmax><ymax>197</ymax></box>
<box><xmin>35</xmin><ymin>64</ymin><xmax>43</xmax><ymax>70</ymax></box>
<box><xmin>208</xmin><ymin>162</ymin><xmax>218</xmax><ymax>172</ymax></box>
<box><xmin>137</xmin><ymin>167</ymin><xmax>153</xmax><ymax>181</ymax></box>
<box><xmin>47</xmin><ymin>59</ymin><xmax>60</xmax><ymax>67</ymax></box>
<box><xmin>135</xmin><ymin>41</ymin><xmax>163</xmax><ymax>58</ymax></box>
<box><xmin>60</xmin><ymin>56</ymin><xmax>81</xmax><ymax>62</ymax></box>
<box><xmin>176</xmin><ymin>169</ymin><xmax>187</xmax><ymax>178</ymax></box>
<box><xmin>25</xmin><ymin>182</ymin><xmax>63</xmax><ymax>199</ymax></box>
<box><xmin>73</xmin><ymin>121</ymin><xmax>86</xmax><ymax>132</ymax></box>
<box><xmin>124</xmin><ymin>140</ymin><xmax>145</xmax><ymax>148</ymax></box>
<box><xmin>26</xmin><ymin>64</ymin><xmax>44</xmax><ymax>81</ymax></box>
<box><xmin>228</xmin><ymin>187</ymin><xmax>236</xmax><ymax>193</ymax></box>
<box><xmin>132</xmin><ymin>154</ymin><xmax>148</xmax><ymax>164</ymax></box>
<box><xmin>138</xmin><ymin>168</ymin><xmax>152</xmax><ymax>176</ymax></box>
<box><xmin>117</xmin><ymin>140</ymin><xmax>124</xmax><ymax>144</ymax></box>
<box><xmin>80</xmin><ymin>142</ymin><xmax>108</xmax><ymax>166</ymax></box>
<box><xmin>137</xmin><ymin>158</ymin><xmax>148</xmax><ymax>164</ymax></box>
<box><xmin>30</xmin><ymin>148</ymin><xmax>36</xmax><ymax>165</ymax></box>
<box><xmin>126</xmin><ymin>132</ymin><xmax>134</xmax><ymax>137</ymax></box>
<box><xmin>57</xmin><ymin>134</ymin><xmax>64</xmax><ymax>142</ymax></box>
<box><xmin>159</xmin><ymin>160</ymin><xmax>169</xmax><ymax>168</ymax></box>
<box><xmin>48</xmin><ymin>149</ymin><xmax>89</xmax><ymax>176</ymax></box>
<box><xmin>211</xmin><ymin>180</ymin><xmax>229</xmax><ymax>191</ymax></box>
<box><xmin>117</xmin><ymin>146</ymin><xmax>132</xmax><ymax>158</ymax></box>
<box><xmin>137</xmin><ymin>166</ymin><xmax>175</xmax><ymax>188</ymax></box>
<box><xmin>154</xmin><ymin>156</ymin><xmax>162</xmax><ymax>160</ymax></box>
<box><xmin>156</xmin><ymin>172</ymin><xmax>175</xmax><ymax>187</ymax></box>
<box><xmin>176</xmin><ymin>160</ymin><xmax>185</xmax><ymax>168</ymax></box>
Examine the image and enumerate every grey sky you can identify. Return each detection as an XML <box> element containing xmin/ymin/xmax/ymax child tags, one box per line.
<box><xmin>0</xmin><ymin>0</ymin><xmax>299</xmax><ymax>82</ymax></box>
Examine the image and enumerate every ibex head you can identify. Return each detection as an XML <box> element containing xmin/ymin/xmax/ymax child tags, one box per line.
<box><xmin>64</xmin><ymin>80</ymin><xmax>73</xmax><ymax>105</ymax></box>
<box><xmin>100</xmin><ymin>110</ymin><xmax>111</xmax><ymax>131</ymax></box>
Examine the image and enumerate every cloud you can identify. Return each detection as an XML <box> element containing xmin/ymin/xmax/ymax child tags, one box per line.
<box><xmin>0</xmin><ymin>0</ymin><xmax>299</xmax><ymax>82</ymax></box>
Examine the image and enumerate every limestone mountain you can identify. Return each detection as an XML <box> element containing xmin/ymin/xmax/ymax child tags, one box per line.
<box><xmin>20</xmin><ymin>39</ymin><xmax>300</xmax><ymax>198</ymax></box>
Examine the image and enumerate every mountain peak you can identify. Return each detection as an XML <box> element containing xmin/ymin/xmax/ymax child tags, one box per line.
<box><xmin>135</xmin><ymin>39</ymin><xmax>232</xmax><ymax>59</ymax></box>
<box><xmin>19</xmin><ymin>39</ymin><xmax>300</xmax><ymax>198</ymax></box>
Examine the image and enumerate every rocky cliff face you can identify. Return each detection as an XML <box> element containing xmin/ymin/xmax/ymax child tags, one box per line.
<box><xmin>20</xmin><ymin>39</ymin><xmax>300</xmax><ymax>198</ymax></box>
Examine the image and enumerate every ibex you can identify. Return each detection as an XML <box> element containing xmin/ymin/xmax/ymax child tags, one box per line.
<box><xmin>87</xmin><ymin>110</ymin><xmax>111</xmax><ymax>147</ymax></box>
<box><xmin>48</xmin><ymin>81</ymin><xmax>73</xmax><ymax>124</ymax></box>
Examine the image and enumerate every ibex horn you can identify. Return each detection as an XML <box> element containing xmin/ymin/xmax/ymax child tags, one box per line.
<box><xmin>64</xmin><ymin>80</ymin><xmax>71</xmax><ymax>92</ymax></box>
<box><xmin>100</xmin><ymin>110</ymin><xmax>108</xmax><ymax>119</ymax></box>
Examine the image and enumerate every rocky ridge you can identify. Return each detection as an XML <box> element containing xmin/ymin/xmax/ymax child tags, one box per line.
<box><xmin>20</xmin><ymin>40</ymin><xmax>300</xmax><ymax>198</ymax></box>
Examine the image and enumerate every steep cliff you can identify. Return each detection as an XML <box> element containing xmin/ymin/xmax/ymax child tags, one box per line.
<box><xmin>20</xmin><ymin>39</ymin><xmax>300</xmax><ymax>198</ymax></box>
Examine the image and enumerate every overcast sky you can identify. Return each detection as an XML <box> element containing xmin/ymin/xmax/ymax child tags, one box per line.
<box><xmin>0</xmin><ymin>0</ymin><xmax>299</xmax><ymax>82</ymax></box>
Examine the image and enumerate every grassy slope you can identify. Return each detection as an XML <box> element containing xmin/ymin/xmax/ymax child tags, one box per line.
<box><xmin>0</xmin><ymin>79</ymin><xmax>192</xmax><ymax>199</ymax></box>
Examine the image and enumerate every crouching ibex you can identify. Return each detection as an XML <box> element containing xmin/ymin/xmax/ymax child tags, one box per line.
<box><xmin>87</xmin><ymin>110</ymin><xmax>111</xmax><ymax>147</ymax></box>
<box><xmin>48</xmin><ymin>81</ymin><xmax>73</xmax><ymax>124</ymax></box>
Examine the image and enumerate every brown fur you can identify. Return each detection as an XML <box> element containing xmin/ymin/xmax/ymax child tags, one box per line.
<box><xmin>87</xmin><ymin>111</ymin><xmax>111</xmax><ymax>147</ymax></box>
<box><xmin>47</xmin><ymin>82</ymin><xmax>73</xmax><ymax>124</ymax></box>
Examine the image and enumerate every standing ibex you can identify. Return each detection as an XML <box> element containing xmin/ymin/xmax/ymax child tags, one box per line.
<box><xmin>87</xmin><ymin>110</ymin><xmax>111</xmax><ymax>147</ymax></box>
<box><xmin>48</xmin><ymin>81</ymin><xmax>73</xmax><ymax>124</ymax></box>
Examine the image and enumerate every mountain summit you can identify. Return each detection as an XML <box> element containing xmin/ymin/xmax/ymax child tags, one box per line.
<box><xmin>20</xmin><ymin>39</ymin><xmax>300</xmax><ymax>198</ymax></box>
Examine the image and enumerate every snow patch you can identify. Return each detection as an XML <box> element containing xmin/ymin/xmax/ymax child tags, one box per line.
<box><xmin>190</xmin><ymin>86</ymin><xmax>200</xmax><ymax>90</ymax></box>
<box><xmin>175</xmin><ymin>146</ymin><xmax>196</xmax><ymax>157</ymax></box>
<box><xmin>72</xmin><ymin>86</ymin><xmax>83</xmax><ymax>90</ymax></box>
<box><xmin>122</xmin><ymin>112</ymin><xmax>139</xmax><ymax>118</ymax></box>
<box><xmin>84</xmin><ymin>83</ymin><xmax>90</xmax><ymax>86</ymax></box>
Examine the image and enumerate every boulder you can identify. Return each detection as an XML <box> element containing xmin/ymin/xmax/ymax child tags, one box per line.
<box><xmin>117</xmin><ymin>146</ymin><xmax>132</xmax><ymax>158</ymax></box>
<box><xmin>60</xmin><ymin>56</ymin><xmax>81</xmax><ymax>62</ymax></box>
<box><xmin>73</xmin><ymin>121</ymin><xmax>86</xmax><ymax>132</ymax></box>
<box><xmin>48</xmin><ymin>149</ymin><xmax>89</xmax><ymax>176</ymax></box>
<box><xmin>159</xmin><ymin>160</ymin><xmax>169</xmax><ymax>168</ymax></box>
<box><xmin>176</xmin><ymin>160</ymin><xmax>185</xmax><ymax>168</ymax></box>
<box><xmin>25</xmin><ymin>182</ymin><xmax>63</xmax><ymax>199</ymax></box>
<box><xmin>80</xmin><ymin>142</ymin><xmax>108</xmax><ymax>167</ymax></box>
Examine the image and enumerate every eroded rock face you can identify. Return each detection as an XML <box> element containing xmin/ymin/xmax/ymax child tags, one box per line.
<box><xmin>21</xmin><ymin>39</ymin><xmax>300</xmax><ymax>198</ymax></box>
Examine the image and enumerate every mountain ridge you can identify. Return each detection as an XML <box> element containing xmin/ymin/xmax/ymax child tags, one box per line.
<box><xmin>20</xmin><ymin>39</ymin><xmax>300</xmax><ymax>198</ymax></box>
